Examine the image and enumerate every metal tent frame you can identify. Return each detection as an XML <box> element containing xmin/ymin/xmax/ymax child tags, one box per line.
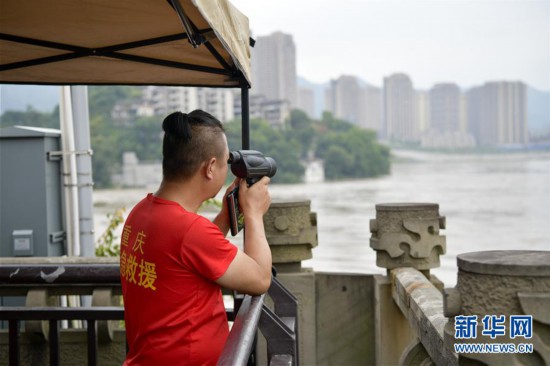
<box><xmin>0</xmin><ymin>0</ymin><xmax>253</xmax><ymax>148</ymax></box>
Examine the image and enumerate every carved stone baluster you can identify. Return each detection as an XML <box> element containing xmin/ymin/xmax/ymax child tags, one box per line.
<box><xmin>370</xmin><ymin>203</ymin><xmax>446</xmax><ymax>274</ymax></box>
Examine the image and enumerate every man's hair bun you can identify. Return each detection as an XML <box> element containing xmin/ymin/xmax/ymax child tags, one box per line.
<box><xmin>162</xmin><ymin>111</ymin><xmax>192</xmax><ymax>141</ymax></box>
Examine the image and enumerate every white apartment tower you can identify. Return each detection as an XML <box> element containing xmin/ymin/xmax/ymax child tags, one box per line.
<box><xmin>383</xmin><ymin>73</ymin><xmax>417</xmax><ymax>141</ymax></box>
<box><xmin>297</xmin><ymin>87</ymin><xmax>315</xmax><ymax>118</ymax></box>
<box><xmin>415</xmin><ymin>90</ymin><xmax>430</xmax><ymax>133</ymax></box>
<box><xmin>143</xmin><ymin>86</ymin><xmax>234</xmax><ymax>122</ymax></box>
<box><xmin>467</xmin><ymin>81</ymin><xmax>528</xmax><ymax>146</ymax></box>
<box><xmin>422</xmin><ymin>84</ymin><xmax>475</xmax><ymax>148</ymax></box>
<box><xmin>325</xmin><ymin>75</ymin><xmax>362</xmax><ymax>126</ymax></box>
<box><xmin>360</xmin><ymin>86</ymin><xmax>383</xmax><ymax>134</ymax></box>
<box><xmin>429</xmin><ymin>83</ymin><xmax>461</xmax><ymax>133</ymax></box>
<box><xmin>325</xmin><ymin>76</ymin><xmax>382</xmax><ymax>133</ymax></box>
<box><xmin>251</xmin><ymin>32</ymin><xmax>297</xmax><ymax>107</ymax></box>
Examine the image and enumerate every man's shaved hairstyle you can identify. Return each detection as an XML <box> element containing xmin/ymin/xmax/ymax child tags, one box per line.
<box><xmin>162</xmin><ymin>110</ymin><xmax>226</xmax><ymax>181</ymax></box>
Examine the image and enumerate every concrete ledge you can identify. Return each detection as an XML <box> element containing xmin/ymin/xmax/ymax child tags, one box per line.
<box><xmin>391</xmin><ymin>268</ymin><xmax>457</xmax><ymax>366</ymax></box>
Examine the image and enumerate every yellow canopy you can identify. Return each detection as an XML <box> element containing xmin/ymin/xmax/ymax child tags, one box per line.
<box><xmin>0</xmin><ymin>0</ymin><xmax>252</xmax><ymax>87</ymax></box>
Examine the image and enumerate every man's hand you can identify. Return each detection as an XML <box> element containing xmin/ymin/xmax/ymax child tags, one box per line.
<box><xmin>238</xmin><ymin>176</ymin><xmax>271</xmax><ymax>217</ymax></box>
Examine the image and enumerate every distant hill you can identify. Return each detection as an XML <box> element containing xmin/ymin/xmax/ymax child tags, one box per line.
<box><xmin>0</xmin><ymin>84</ymin><xmax>60</xmax><ymax>114</ymax></box>
<box><xmin>528</xmin><ymin>87</ymin><xmax>550</xmax><ymax>133</ymax></box>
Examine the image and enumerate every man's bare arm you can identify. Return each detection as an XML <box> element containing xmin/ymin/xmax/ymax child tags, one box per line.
<box><xmin>215</xmin><ymin>177</ymin><xmax>272</xmax><ymax>295</ymax></box>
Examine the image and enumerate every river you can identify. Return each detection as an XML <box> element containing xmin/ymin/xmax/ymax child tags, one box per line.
<box><xmin>93</xmin><ymin>150</ymin><xmax>550</xmax><ymax>287</ymax></box>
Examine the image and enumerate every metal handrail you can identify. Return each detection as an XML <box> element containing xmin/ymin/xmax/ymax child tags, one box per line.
<box><xmin>262</xmin><ymin>277</ymin><xmax>299</xmax><ymax>364</ymax></box>
<box><xmin>0</xmin><ymin>261</ymin><xmax>121</xmax><ymax>285</ymax></box>
<box><xmin>218</xmin><ymin>294</ymin><xmax>265</xmax><ymax>366</ymax></box>
<box><xmin>0</xmin><ymin>306</ymin><xmax>124</xmax><ymax>366</ymax></box>
<box><xmin>217</xmin><ymin>277</ymin><xmax>299</xmax><ymax>366</ymax></box>
<box><xmin>0</xmin><ymin>261</ymin><xmax>300</xmax><ymax>366</ymax></box>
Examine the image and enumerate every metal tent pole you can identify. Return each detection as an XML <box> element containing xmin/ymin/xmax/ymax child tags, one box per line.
<box><xmin>241</xmin><ymin>84</ymin><xmax>250</xmax><ymax>150</ymax></box>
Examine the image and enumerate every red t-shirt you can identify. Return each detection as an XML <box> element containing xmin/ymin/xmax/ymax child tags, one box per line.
<box><xmin>120</xmin><ymin>194</ymin><xmax>238</xmax><ymax>365</ymax></box>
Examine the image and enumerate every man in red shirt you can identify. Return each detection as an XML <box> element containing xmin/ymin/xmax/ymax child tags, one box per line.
<box><xmin>120</xmin><ymin>110</ymin><xmax>272</xmax><ymax>365</ymax></box>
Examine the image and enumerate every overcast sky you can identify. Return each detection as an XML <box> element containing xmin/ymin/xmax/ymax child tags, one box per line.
<box><xmin>232</xmin><ymin>0</ymin><xmax>550</xmax><ymax>91</ymax></box>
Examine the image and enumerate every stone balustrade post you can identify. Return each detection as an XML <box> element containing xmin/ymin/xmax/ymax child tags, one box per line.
<box><xmin>263</xmin><ymin>201</ymin><xmax>318</xmax><ymax>273</ymax></box>
<box><xmin>370</xmin><ymin>203</ymin><xmax>447</xmax><ymax>365</ymax></box>
<box><xmin>257</xmin><ymin>200</ymin><xmax>318</xmax><ymax>366</ymax></box>
<box><xmin>443</xmin><ymin>250</ymin><xmax>550</xmax><ymax>365</ymax></box>
<box><xmin>370</xmin><ymin>203</ymin><xmax>447</xmax><ymax>274</ymax></box>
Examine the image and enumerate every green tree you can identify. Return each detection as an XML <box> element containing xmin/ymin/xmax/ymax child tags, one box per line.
<box><xmin>320</xmin><ymin>111</ymin><xmax>354</xmax><ymax>132</ymax></box>
<box><xmin>88</xmin><ymin>86</ymin><xmax>142</xmax><ymax>118</ymax></box>
<box><xmin>324</xmin><ymin>145</ymin><xmax>355</xmax><ymax>179</ymax></box>
<box><xmin>95</xmin><ymin>207</ymin><xmax>125</xmax><ymax>257</ymax></box>
<box><xmin>0</xmin><ymin>106</ymin><xmax>59</xmax><ymax>129</ymax></box>
<box><xmin>89</xmin><ymin>114</ymin><xmax>163</xmax><ymax>188</ymax></box>
<box><xmin>90</xmin><ymin>115</ymin><xmax>120</xmax><ymax>187</ymax></box>
<box><xmin>286</xmin><ymin>109</ymin><xmax>316</xmax><ymax>158</ymax></box>
<box><xmin>315</xmin><ymin>112</ymin><xmax>390</xmax><ymax>180</ymax></box>
<box><xmin>86</xmin><ymin>86</ymin><xmax>160</xmax><ymax>187</ymax></box>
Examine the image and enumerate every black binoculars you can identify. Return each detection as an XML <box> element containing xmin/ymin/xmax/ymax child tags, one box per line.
<box><xmin>226</xmin><ymin>150</ymin><xmax>277</xmax><ymax>236</ymax></box>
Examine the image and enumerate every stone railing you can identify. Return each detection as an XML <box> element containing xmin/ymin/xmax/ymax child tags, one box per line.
<box><xmin>370</xmin><ymin>203</ymin><xmax>458</xmax><ymax>365</ymax></box>
<box><xmin>2</xmin><ymin>200</ymin><xmax>548</xmax><ymax>366</ymax></box>
<box><xmin>390</xmin><ymin>267</ymin><xmax>457</xmax><ymax>365</ymax></box>
<box><xmin>369</xmin><ymin>202</ymin><xmax>550</xmax><ymax>366</ymax></box>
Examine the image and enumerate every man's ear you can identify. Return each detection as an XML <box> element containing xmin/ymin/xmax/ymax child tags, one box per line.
<box><xmin>205</xmin><ymin>157</ymin><xmax>217</xmax><ymax>180</ymax></box>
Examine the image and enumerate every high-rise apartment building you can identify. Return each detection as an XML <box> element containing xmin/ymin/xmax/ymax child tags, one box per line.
<box><xmin>297</xmin><ymin>87</ymin><xmax>315</xmax><ymax>118</ymax></box>
<box><xmin>415</xmin><ymin>90</ymin><xmax>430</xmax><ymax>133</ymax></box>
<box><xmin>466</xmin><ymin>86</ymin><xmax>484</xmax><ymax>144</ymax></box>
<box><xmin>467</xmin><ymin>81</ymin><xmax>528</xmax><ymax>146</ymax></box>
<box><xmin>383</xmin><ymin>73</ymin><xmax>417</xmax><ymax>141</ymax></box>
<box><xmin>429</xmin><ymin>83</ymin><xmax>461</xmax><ymax>133</ymax></box>
<box><xmin>142</xmin><ymin>86</ymin><xmax>235</xmax><ymax>122</ymax></box>
<box><xmin>422</xmin><ymin>85</ymin><xmax>475</xmax><ymax>149</ymax></box>
<box><xmin>233</xmin><ymin>93</ymin><xmax>290</xmax><ymax>129</ymax></box>
<box><xmin>459</xmin><ymin>94</ymin><xmax>468</xmax><ymax>133</ymax></box>
<box><xmin>325</xmin><ymin>76</ymin><xmax>382</xmax><ymax>133</ymax></box>
<box><xmin>325</xmin><ymin>75</ymin><xmax>362</xmax><ymax>125</ymax></box>
<box><xmin>251</xmin><ymin>32</ymin><xmax>297</xmax><ymax>107</ymax></box>
<box><xmin>203</xmin><ymin>88</ymin><xmax>235</xmax><ymax>123</ymax></box>
<box><xmin>360</xmin><ymin>86</ymin><xmax>383</xmax><ymax>134</ymax></box>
